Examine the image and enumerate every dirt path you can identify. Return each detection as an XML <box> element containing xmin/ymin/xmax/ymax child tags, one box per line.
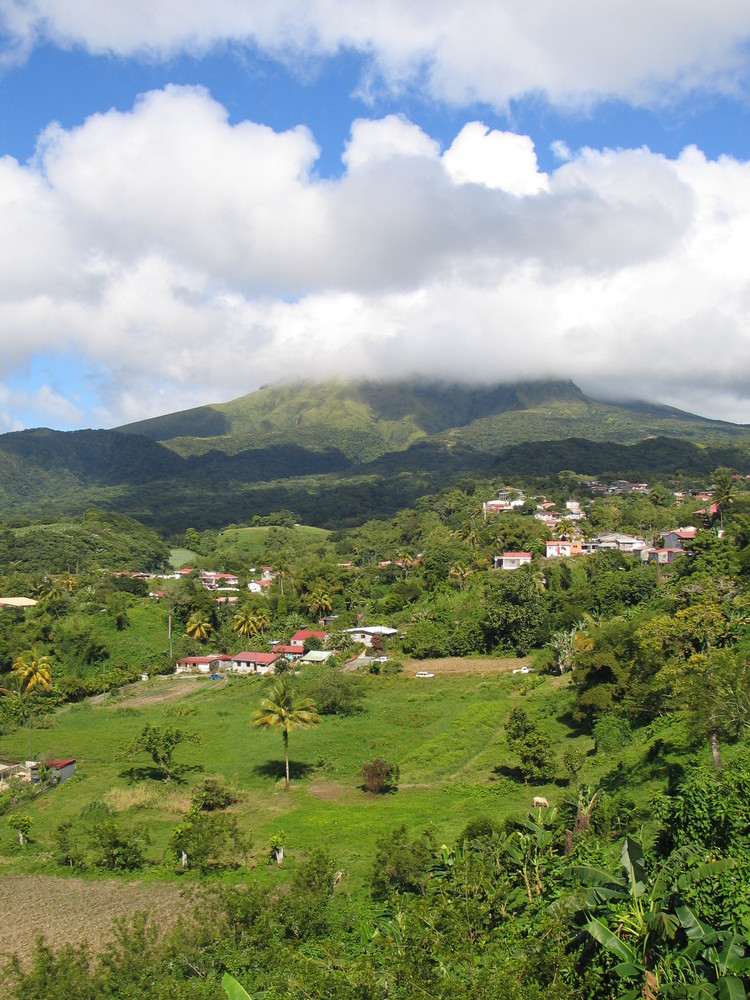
<box><xmin>400</xmin><ymin>655</ymin><xmax>531</xmax><ymax>675</ymax></box>
<box><xmin>0</xmin><ymin>874</ymin><xmax>188</xmax><ymax>968</ymax></box>
<box><xmin>112</xmin><ymin>674</ymin><xmax>225</xmax><ymax>709</ymax></box>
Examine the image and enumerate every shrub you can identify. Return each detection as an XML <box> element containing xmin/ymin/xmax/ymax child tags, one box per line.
<box><xmin>361</xmin><ymin>758</ymin><xmax>400</xmax><ymax>794</ymax></box>
<box><xmin>190</xmin><ymin>776</ymin><xmax>236</xmax><ymax>812</ymax></box>
<box><xmin>593</xmin><ymin>714</ymin><xmax>632</xmax><ymax>754</ymax></box>
<box><xmin>371</xmin><ymin>824</ymin><xmax>434</xmax><ymax>899</ymax></box>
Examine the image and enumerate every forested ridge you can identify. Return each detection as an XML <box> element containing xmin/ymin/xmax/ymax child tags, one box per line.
<box><xmin>2</xmin><ymin>379</ymin><xmax>750</xmax><ymax>532</ymax></box>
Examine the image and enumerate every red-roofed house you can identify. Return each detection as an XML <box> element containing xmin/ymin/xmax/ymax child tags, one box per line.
<box><xmin>290</xmin><ymin>629</ymin><xmax>327</xmax><ymax>647</ymax></box>
<box><xmin>175</xmin><ymin>655</ymin><xmax>226</xmax><ymax>675</ymax></box>
<box><xmin>273</xmin><ymin>644</ymin><xmax>305</xmax><ymax>659</ymax></box>
<box><xmin>660</xmin><ymin>527</ymin><xmax>697</xmax><ymax>549</ymax></box>
<box><xmin>228</xmin><ymin>651</ymin><xmax>279</xmax><ymax>675</ymax></box>
<box><xmin>494</xmin><ymin>552</ymin><xmax>533</xmax><ymax>570</ymax></box>
<box><xmin>28</xmin><ymin>757</ymin><xmax>77</xmax><ymax>784</ymax></box>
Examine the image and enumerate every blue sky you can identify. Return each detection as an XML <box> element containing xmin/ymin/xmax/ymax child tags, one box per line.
<box><xmin>2</xmin><ymin>2</ymin><xmax>750</xmax><ymax>430</ymax></box>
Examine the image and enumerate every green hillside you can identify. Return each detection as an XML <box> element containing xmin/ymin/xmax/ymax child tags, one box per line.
<box><xmin>0</xmin><ymin>378</ymin><xmax>748</xmax><ymax>531</ymax></box>
<box><xmin>120</xmin><ymin>378</ymin><xmax>750</xmax><ymax>461</ymax></box>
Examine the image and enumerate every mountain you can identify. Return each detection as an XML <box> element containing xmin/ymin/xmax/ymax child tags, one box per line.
<box><xmin>118</xmin><ymin>378</ymin><xmax>748</xmax><ymax>460</ymax></box>
<box><xmin>0</xmin><ymin>379</ymin><xmax>748</xmax><ymax>531</ymax></box>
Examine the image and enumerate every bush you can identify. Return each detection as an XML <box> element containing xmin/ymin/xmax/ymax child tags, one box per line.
<box><xmin>190</xmin><ymin>776</ymin><xmax>236</xmax><ymax>812</ymax></box>
<box><xmin>593</xmin><ymin>714</ymin><xmax>632</xmax><ymax>754</ymax></box>
<box><xmin>371</xmin><ymin>824</ymin><xmax>434</xmax><ymax>899</ymax></box>
<box><xmin>361</xmin><ymin>758</ymin><xmax>400</xmax><ymax>793</ymax></box>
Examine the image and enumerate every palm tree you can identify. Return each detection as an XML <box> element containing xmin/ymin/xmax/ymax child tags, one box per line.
<box><xmin>36</xmin><ymin>578</ymin><xmax>62</xmax><ymax>618</ymax></box>
<box><xmin>304</xmin><ymin>586</ymin><xmax>332</xmax><ymax>622</ymax></box>
<box><xmin>712</xmin><ymin>467</ymin><xmax>740</xmax><ymax>530</ymax></box>
<box><xmin>449</xmin><ymin>562</ymin><xmax>472</xmax><ymax>591</ymax></box>
<box><xmin>232</xmin><ymin>608</ymin><xmax>259</xmax><ymax>640</ymax></box>
<box><xmin>10</xmin><ymin>648</ymin><xmax>52</xmax><ymax>757</ymax></box>
<box><xmin>251</xmin><ymin>675</ymin><xmax>321</xmax><ymax>792</ymax></box>
<box><xmin>185</xmin><ymin>612</ymin><xmax>212</xmax><ymax>641</ymax></box>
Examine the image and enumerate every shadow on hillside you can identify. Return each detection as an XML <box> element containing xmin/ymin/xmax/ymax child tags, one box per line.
<box><xmin>598</xmin><ymin>740</ymin><xmax>686</xmax><ymax>795</ymax></box>
<box><xmin>252</xmin><ymin>759</ymin><xmax>316</xmax><ymax>782</ymax></box>
<box><xmin>119</xmin><ymin>762</ymin><xmax>204</xmax><ymax>784</ymax></box>
<box><xmin>555</xmin><ymin>709</ymin><xmax>592</xmax><ymax>738</ymax></box>
<box><xmin>492</xmin><ymin>764</ymin><xmax>550</xmax><ymax>786</ymax></box>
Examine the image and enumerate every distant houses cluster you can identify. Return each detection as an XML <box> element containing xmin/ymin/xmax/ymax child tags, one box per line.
<box><xmin>174</xmin><ymin>625</ymin><xmax>398</xmax><ymax>676</ymax></box>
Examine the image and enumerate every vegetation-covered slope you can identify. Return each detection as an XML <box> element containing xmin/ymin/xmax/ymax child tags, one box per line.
<box><xmin>0</xmin><ymin>379</ymin><xmax>748</xmax><ymax>531</ymax></box>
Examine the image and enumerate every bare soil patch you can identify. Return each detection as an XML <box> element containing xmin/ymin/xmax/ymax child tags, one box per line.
<box><xmin>401</xmin><ymin>656</ymin><xmax>531</xmax><ymax>675</ymax></box>
<box><xmin>0</xmin><ymin>874</ymin><xmax>188</xmax><ymax>967</ymax></box>
<box><xmin>308</xmin><ymin>781</ymin><xmax>349</xmax><ymax>801</ymax></box>
<box><xmin>114</xmin><ymin>674</ymin><xmax>224</xmax><ymax>709</ymax></box>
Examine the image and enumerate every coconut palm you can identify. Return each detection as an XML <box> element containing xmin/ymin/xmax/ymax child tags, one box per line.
<box><xmin>712</xmin><ymin>467</ymin><xmax>740</xmax><ymax>530</ymax></box>
<box><xmin>185</xmin><ymin>612</ymin><xmax>213</xmax><ymax>641</ymax></box>
<box><xmin>449</xmin><ymin>562</ymin><xmax>472</xmax><ymax>591</ymax></box>
<box><xmin>254</xmin><ymin>609</ymin><xmax>270</xmax><ymax>636</ymax></box>
<box><xmin>9</xmin><ymin>648</ymin><xmax>52</xmax><ymax>757</ymax></box>
<box><xmin>251</xmin><ymin>675</ymin><xmax>321</xmax><ymax>792</ymax></box>
<box><xmin>304</xmin><ymin>586</ymin><xmax>332</xmax><ymax>621</ymax></box>
<box><xmin>232</xmin><ymin>608</ymin><xmax>259</xmax><ymax>639</ymax></box>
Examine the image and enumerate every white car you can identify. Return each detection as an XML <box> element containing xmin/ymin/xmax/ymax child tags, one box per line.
<box><xmin>415</xmin><ymin>670</ymin><xmax>435</xmax><ymax>678</ymax></box>
<box><xmin>512</xmin><ymin>666</ymin><xmax>534</xmax><ymax>675</ymax></box>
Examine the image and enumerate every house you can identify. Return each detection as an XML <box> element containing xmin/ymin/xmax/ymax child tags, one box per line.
<box><xmin>272</xmin><ymin>644</ymin><xmax>305</xmax><ymax>659</ymax></box>
<box><xmin>289</xmin><ymin>629</ymin><xmax>327</xmax><ymax>647</ymax></box>
<box><xmin>590</xmin><ymin>532</ymin><xmax>647</xmax><ymax>553</ymax></box>
<box><xmin>201</xmin><ymin>570</ymin><xmax>239</xmax><ymax>591</ymax></box>
<box><xmin>494</xmin><ymin>552</ymin><xmax>533</xmax><ymax>570</ymax></box>
<box><xmin>227</xmin><ymin>651</ymin><xmax>279</xmax><ymax>675</ymax></box>
<box><xmin>248</xmin><ymin>578</ymin><xmax>272</xmax><ymax>594</ymax></box>
<box><xmin>299</xmin><ymin>649</ymin><xmax>335</xmax><ymax>664</ymax></box>
<box><xmin>641</xmin><ymin>547</ymin><xmax>685</xmax><ymax>565</ymax></box>
<box><xmin>545</xmin><ymin>539</ymin><xmax>583</xmax><ymax>558</ymax></box>
<box><xmin>28</xmin><ymin>758</ymin><xmax>77</xmax><ymax>784</ymax></box>
<box><xmin>175</xmin><ymin>655</ymin><xmax>226</xmax><ymax>674</ymax></box>
<box><xmin>344</xmin><ymin>625</ymin><xmax>398</xmax><ymax>646</ymax></box>
<box><xmin>660</xmin><ymin>526</ymin><xmax>697</xmax><ymax>549</ymax></box>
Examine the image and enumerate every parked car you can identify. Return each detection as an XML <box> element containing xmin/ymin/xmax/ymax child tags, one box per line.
<box><xmin>512</xmin><ymin>666</ymin><xmax>534</xmax><ymax>675</ymax></box>
<box><xmin>415</xmin><ymin>670</ymin><xmax>435</xmax><ymax>678</ymax></box>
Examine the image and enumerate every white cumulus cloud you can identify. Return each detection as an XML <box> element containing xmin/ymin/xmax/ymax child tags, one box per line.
<box><xmin>0</xmin><ymin>87</ymin><xmax>749</xmax><ymax>428</ymax></box>
<box><xmin>2</xmin><ymin>1</ymin><xmax>750</xmax><ymax>110</ymax></box>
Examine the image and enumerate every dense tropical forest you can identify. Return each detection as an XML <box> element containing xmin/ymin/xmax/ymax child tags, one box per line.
<box><xmin>0</xmin><ymin>460</ymin><xmax>749</xmax><ymax>997</ymax></box>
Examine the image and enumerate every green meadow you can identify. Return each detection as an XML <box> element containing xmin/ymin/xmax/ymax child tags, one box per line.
<box><xmin>0</xmin><ymin>667</ymin><xmax>694</xmax><ymax>890</ymax></box>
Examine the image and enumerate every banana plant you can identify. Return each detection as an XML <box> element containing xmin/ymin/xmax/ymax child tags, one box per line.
<box><xmin>221</xmin><ymin>972</ymin><xmax>254</xmax><ymax>999</ymax></box>
<box><xmin>568</xmin><ymin>838</ymin><xmax>747</xmax><ymax>998</ymax></box>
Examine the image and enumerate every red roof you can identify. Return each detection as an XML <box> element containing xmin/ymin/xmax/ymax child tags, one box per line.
<box><xmin>177</xmin><ymin>655</ymin><xmax>223</xmax><ymax>665</ymax></box>
<box><xmin>290</xmin><ymin>629</ymin><xmax>327</xmax><ymax>643</ymax></box>
<box><xmin>503</xmin><ymin>552</ymin><xmax>532</xmax><ymax>558</ymax></box>
<box><xmin>273</xmin><ymin>644</ymin><xmax>304</xmax><ymax>655</ymax></box>
<box><xmin>232</xmin><ymin>651</ymin><xmax>279</xmax><ymax>664</ymax></box>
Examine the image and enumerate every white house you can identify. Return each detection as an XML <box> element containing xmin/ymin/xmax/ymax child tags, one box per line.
<box><xmin>344</xmin><ymin>625</ymin><xmax>398</xmax><ymax>646</ymax></box>
<box><xmin>175</xmin><ymin>655</ymin><xmax>225</xmax><ymax>674</ymax></box>
<box><xmin>494</xmin><ymin>552</ymin><xmax>533</xmax><ymax>570</ymax></box>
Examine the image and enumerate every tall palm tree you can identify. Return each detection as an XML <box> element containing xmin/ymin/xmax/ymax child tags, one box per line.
<box><xmin>232</xmin><ymin>608</ymin><xmax>259</xmax><ymax>640</ymax></box>
<box><xmin>251</xmin><ymin>675</ymin><xmax>321</xmax><ymax>792</ymax></box>
<box><xmin>712</xmin><ymin>467</ymin><xmax>740</xmax><ymax>531</ymax></box>
<box><xmin>254</xmin><ymin>610</ymin><xmax>270</xmax><ymax>636</ymax></box>
<box><xmin>449</xmin><ymin>562</ymin><xmax>472</xmax><ymax>591</ymax></box>
<box><xmin>304</xmin><ymin>586</ymin><xmax>332</xmax><ymax>622</ymax></box>
<box><xmin>10</xmin><ymin>648</ymin><xmax>52</xmax><ymax>757</ymax></box>
<box><xmin>185</xmin><ymin>612</ymin><xmax>213</xmax><ymax>641</ymax></box>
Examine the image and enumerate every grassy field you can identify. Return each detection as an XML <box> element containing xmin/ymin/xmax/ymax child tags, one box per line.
<box><xmin>0</xmin><ymin>663</ymin><xmax>697</xmax><ymax>960</ymax></box>
<box><xmin>214</xmin><ymin>524</ymin><xmax>330</xmax><ymax>563</ymax></box>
